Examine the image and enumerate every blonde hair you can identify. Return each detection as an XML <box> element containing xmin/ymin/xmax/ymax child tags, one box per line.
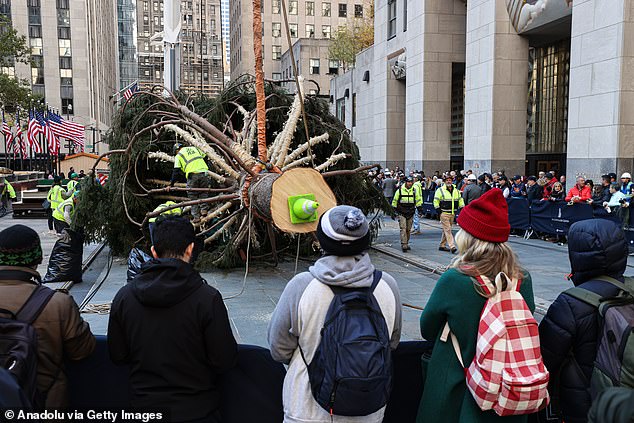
<box><xmin>451</xmin><ymin>229</ymin><xmax>523</xmax><ymax>297</ymax></box>
<box><xmin>553</xmin><ymin>182</ymin><xmax>563</xmax><ymax>192</ymax></box>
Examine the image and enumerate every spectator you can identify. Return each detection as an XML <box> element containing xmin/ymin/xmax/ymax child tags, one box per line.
<box><xmin>565</xmin><ymin>176</ymin><xmax>592</xmax><ymax>203</ymax></box>
<box><xmin>604</xmin><ymin>182</ymin><xmax>628</xmax><ymax>216</ymax></box>
<box><xmin>478</xmin><ymin>174</ymin><xmax>491</xmax><ymax>194</ymax></box>
<box><xmin>589</xmin><ymin>184</ymin><xmax>605</xmax><ymax>207</ymax></box>
<box><xmin>108</xmin><ymin>217</ymin><xmax>238</xmax><ymax>422</ymax></box>
<box><xmin>526</xmin><ymin>176</ymin><xmax>543</xmax><ymax>202</ymax></box>
<box><xmin>588</xmin><ymin>387</ymin><xmax>634</xmax><ymax>423</ymax></box>
<box><xmin>538</xmin><ymin>171</ymin><xmax>546</xmax><ymax>180</ymax></box>
<box><xmin>417</xmin><ymin>189</ymin><xmax>535</xmax><ymax>423</ymax></box>
<box><xmin>510</xmin><ymin>175</ymin><xmax>526</xmax><ymax>198</ymax></box>
<box><xmin>600</xmin><ymin>174</ymin><xmax>612</xmax><ymax>203</ymax></box>
<box><xmin>412</xmin><ymin>175</ymin><xmax>423</xmax><ymax>235</ymax></box>
<box><xmin>382</xmin><ymin>172</ymin><xmax>397</xmax><ymax>205</ymax></box>
<box><xmin>549</xmin><ymin>182</ymin><xmax>565</xmax><ymax>201</ymax></box>
<box><xmin>539</xmin><ymin>219</ymin><xmax>628</xmax><ymax>423</ymax></box>
<box><xmin>492</xmin><ymin>173</ymin><xmax>500</xmax><ymax>188</ymax></box>
<box><xmin>609</xmin><ymin>172</ymin><xmax>617</xmax><ymax>184</ymax></box>
<box><xmin>0</xmin><ymin>225</ymin><xmax>95</xmax><ymax>408</ymax></box>
<box><xmin>542</xmin><ymin>172</ymin><xmax>558</xmax><ymax>199</ymax></box>
<box><xmin>78</xmin><ymin>170</ymin><xmax>85</xmax><ymax>178</ymax></box>
<box><xmin>461</xmin><ymin>174</ymin><xmax>481</xmax><ymax>205</ymax></box>
<box><xmin>268</xmin><ymin>206</ymin><xmax>402</xmax><ymax>423</ymax></box>
<box><xmin>620</xmin><ymin>173</ymin><xmax>633</xmax><ymax>199</ymax></box>
<box><xmin>498</xmin><ymin>175</ymin><xmax>510</xmax><ymax>198</ymax></box>
<box><xmin>560</xmin><ymin>175</ymin><xmax>567</xmax><ymax>192</ymax></box>
<box><xmin>484</xmin><ymin>173</ymin><xmax>493</xmax><ymax>188</ymax></box>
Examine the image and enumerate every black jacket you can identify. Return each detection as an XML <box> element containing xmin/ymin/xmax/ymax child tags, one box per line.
<box><xmin>108</xmin><ymin>258</ymin><xmax>238</xmax><ymax>422</ymax></box>
<box><xmin>526</xmin><ymin>184</ymin><xmax>543</xmax><ymax>202</ymax></box>
<box><xmin>539</xmin><ymin>219</ymin><xmax>628</xmax><ymax>423</ymax></box>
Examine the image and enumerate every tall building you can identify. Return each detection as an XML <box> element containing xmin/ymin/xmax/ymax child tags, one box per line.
<box><xmin>229</xmin><ymin>0</ymin><xmax>371</xmax><ymax>81</ymax></box>
<box><xmin>3</xmin><ymin>0</ymin><xmax>118</xmax><ymax>139</ymax></box>
<box><xmin>136</xmin><ymin>0</ymin><xmax>224</xmax><ymax>97</ymax></box>
<box><xmin>330</xmin><ymin>0</ymin><xmax>634</xmax><ymax>181</ymax></box>
<box><xmin>221</xmin><ymin>0</ymin><xmax>230</xmax><ymax>78</ymax></box>
<box><xmin>117</xmin><ymin>0</ymin><xmax>138</xmax><ymax>90</ymax></box>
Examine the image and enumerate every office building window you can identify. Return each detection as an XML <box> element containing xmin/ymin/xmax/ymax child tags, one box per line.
<box><xmin>57</xmin><ymin>9</ymin><xmax>70</xmax><ymax>26</ymax></box>
<box><xmin>322</xmin><ymin>25</ymin><xmax>331</xmax><ymax>38</ymax></box>
<box><xmin>322</xmin><ymin>2</ymin><xmax>331</xmax><ymax>16</ymax></box>
<box><xmin>328</xmin><ymin>59</ymin><xmax>339</xmax><ymax>74</ymax></box>
<box><xmin>61</xmin><ymin>98</ymin><xmax>73</xmax><ymax>115</ymax></box>
<box><xmin>355</xmin><ymin>4</ymin><xmax>363</xmax><ymax>17</ymax></box>
<box><xmin>289</xmin><ymin>23</ymin><xmax>298</xmax><ymax>38</ymax></box>
<box><xmin>352</xmin><ymin>93</ymin><xmax>356</xmax><ymax>126</ymax></box>
<box><xmin>272</xmin><ymin>22</ymin><xmax>281</xmax><ymax>37</ymax></box>
<box><xmin>30</xmin><ymin>38</ymin><xmax>43</xmax><ymax>55</ymax></box>
<box><xmin>403</xmin><ymin>0</ymin><xmax>407</xmax><ymax>31</ymax></box>
<box><xmin>336</xmin><ymin>98</ymin><xmax>345</xmax><ymax>122</ymax></box>
<box><xmin>153</xmin><ymin>1</ymin><xmax>159</xmax><ymax>11</ymax></box>
<box><xmin>272</xmin><ymin>72</ymin><xmax>281</xmax><ymax>80</ymax></box>
<box><xmin>306</xmin><ymin>1</ymin><xmax>314</xmax><ymax>16</ymax></box>
<box><xmin>306</xmin><ymin>24</ymin><xmax>315</xmax><ymax>38</ymax></box>
<box><xmin>143</xmin><ymin>1</ymin><xmax>148</xmax><ymax>11</ymax></box>
<box><xmin>338</xmin><ymin>3</ymin><xmax>346</xmax><ymax>17</ymax></box>
<box><xmin>289</xmin><ymin>0</ymin><xmax>298</xmax><ymax>14</ymax></box>
<box><xmin>59</xmin><ymin>39</ymin><xmax>72</xmax><ymax>57</ymax></box>
<box><xmin>309</xmin><ymin>58</ymin><xmax>319</xmax><ymax>74</ymax></box>
<box><xmin>272</xmin><ymin>0</ymin><xmax>280</xmax><ymax>13</ymax></box>
<box><xmin>272</xmin><ymin>45</ymin><xmax>282</xmax><ymax>60</ymax></box>
<box><xmin>388</xmin><ymin>0</ymin><xmax>396</xmax><ymax>39</ymax></box>
<box><xmin>56</xmin><ymin>0</ymin><xmax>69</xmax><ymax>9</ymax></box>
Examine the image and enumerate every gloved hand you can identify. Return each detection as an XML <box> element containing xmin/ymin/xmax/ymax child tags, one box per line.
<box><xmin>417</xmin><ymin>206</ymin><xmax>424</xmax><ymax>215</ymax></box>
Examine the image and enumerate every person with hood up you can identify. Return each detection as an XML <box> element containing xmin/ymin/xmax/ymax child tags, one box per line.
<box><xmin>268</xmin><ymin>205</ymin><xmax>402</xmax><ymax>423</ymax></box>
<box><xmin>108</xmin><ymin>217</ymin><xmax>237</xmax><ymax>422</ymax></box>
<box><xmin>539</xmin><ymin>219</ymin><xmax>628</xmax><ymax>423</ymax></box>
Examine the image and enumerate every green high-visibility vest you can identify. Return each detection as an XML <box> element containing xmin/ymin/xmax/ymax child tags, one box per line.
<box><xmin>2</xmin><ymin>181</ymin><xmax>15</xmax><ymax>199</ymax></box>
<box><xmin>52</xmin><ymin>197</ymin><xmax>75</xmax><ymax>223</ymax></box>
<box><xmin>149</xmin><ymin>201</ymin><xmax>183</xmax><ymax>223</ymax></box>
<box><xmin>174</xmin><ymin>147</ymin><xmax>208</xmax><ymax>178</ymax></box>
<box><xmin>47</xmin><ymin>185</ymin><xmax>65</xmax><ymax>210</ymax></box>
<box><xmin>67</xmin><ymin>179</ymin><xmax>78</xmax><ymax>193</ymax></box>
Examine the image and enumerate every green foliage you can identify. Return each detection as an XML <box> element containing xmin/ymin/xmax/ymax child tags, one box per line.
<box><xmin>328</xmin><ymin>19</ymin><xmax>374</xmax><ymax>72</ymax></box>
<box><xmin>0</xmin><ymin>16</ymin><xmax>37</xmax><ymax>112</ymax></box>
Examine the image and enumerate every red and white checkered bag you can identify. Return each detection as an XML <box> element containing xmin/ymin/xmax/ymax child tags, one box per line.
<box><xmin>441</xmin><ymin>272</ymin><xmax>549</xmax><ymax>416</ymax></box>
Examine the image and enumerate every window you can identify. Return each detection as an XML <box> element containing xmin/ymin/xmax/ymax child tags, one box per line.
<box><xmin>322</xmin><ymin>2</ymin><xmax>331</xmax><ymax>16</ymax></box>
<box><xmin>403</xmin><ymin>0</ymin><xmax>407</xmax><ymax>31</ymax></box>
<box><xmin>272</xmin><ymin>0</ymin><xmax>280</xmax><ymax>13</ymax></box>
<box><xmin>272</xmin><ymin>22</ymin><xmax>281</xmax><ymax>37</ymax></box>
<box><xmin>153</xmin><ymin>1</ymin><xmax>159</xmax><ymax>11</ymax></box>
<box><xmin>30</xmin><ymin>38</ymin><xmax>43</xmax><ymax>55</ymax></box>
<box><xmin>306</xmin><ymin>1</ymin><xmax>314</xmax><ymax>15</ymax></box>
<box><xmin>58</xmin><ymin>27</ymin><xmax>71</xmax><ymax>39</ymax></box>
<box><xmin>60</xmin><ymin>69</ymin><xmax>72</xmax><ymax>78</ymax></box>
<box><xmin>352</xmin><ymin>93</ymin><xmax>356</xmax><ymax>126</ymax></box>
<box><xmin>61</xmin><ymin>99</ymin><xmax>73</xmax><ymax>115</ymax></box>
<box><xmin>289</xmin><ymin>0</ymin><xmax>297</xmax><ymax>14</ymax></box>
<box><xmin>355</xmin><ymin>4</ymin><xmax>363</xmax><ymax>17</ymax></box>
<box><xmin>328</xmin><ymin>59</ymin><xmax>339</xmax><ymax>74</ymax></box>
<box><xmin>57</xmin><ymin>9</ymin><xmax>70</xmax><ymax>26</ymax></box>
<box><xmin>155</xmin><ymin>70</ymin><xmax>160</xmax><ymax>79</ymax></box>
<box><xmin>272</xmin><ymin>72</ymin><xmax>281</xmax><ymax>80</ymax></box>
<box><xmin>143</xmin><ymin>15</ymin><xmax>149</xmax><ymax>25</ymax></box>
<box><xmin>309</xmin><ymin>58</ymin><xmax>320</xmax><ymax>74</ymax></box>
<box><xmin>29</xmin><ymin>25</ymin><xmax>42</xmax><ymax>38</ymax></box>
<box><xmin>144</xmin><ymin>41</ymin><xmax>149</xmax><ymax>51</ymax></box>
<box><xmin>336</xmin><ymin>98</ymin><xmax>345</xmax><ymax>122</ymax></box>
<box><xmin>143</xmin><ymin>1</ymin><xmax>148</xmax><ymax>11</ymax></box>
<box><xmin>306</xmin><ymin>24</ymin><xmax>315</xmax><ymax>38</ymax></box>
<box><xmin>289</xmin><ymin>23</ymin><xmax>298</xmax><ymax>38</ymax></box>
<box><xmin>56</xmin><ymin>0</ymin><xmax>69</xmax><ymax>9</ymax></box>
<box><xmin>31</xmin><ymin>67</ymin><xmax>44</xmax><ymax>85</ymax></box>
<box><xmin>154</xmin><ymin>16</ymin><xmax>159</xmax><ymax>26</ymax></box>
<box><xmin>272</xmin><ymin>45</ymin><xmax>282</xmax><ymax>60</ymax></box>
<box><xmin>322</xmin><ymin>25</ymin><xmax>331</xmax><ymax>39</ymax></box>
<box><xmin>388</xmin><ymin>0</ymin><xmax>396</xmax><ymax>38</ymax></box>
<box><xmin>58</xmin><ymin>39</ymin><xmax>71</xmax><ymax>56</ymax></box>
<box><xmin>338</xmin><ymin>3</ymin><xmax>347</xmax><ymax>17</ymax></box>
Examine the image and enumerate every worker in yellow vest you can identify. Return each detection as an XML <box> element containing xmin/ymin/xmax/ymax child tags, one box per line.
<box><xmin>46</xmin><ymin>176</ymin><xmax>71</xmax><ymax>235</ymax></box>
<box><xmin>0</xmin><ymin>178</ymin><xmax>16</xmax><ymax>212</ymax></box>
<box><xmin>52</xmin><ymin>191</ymin><xmax>79</xmax><ymax>235</ymax></box>
<box><xmin>170</xmin><ymin>143</ymin><xmax>210</xmax><ymax>222</ymax></box>
<box><xmin>148</xmin><ymin>201</ymin><xmax>183</xmax><ymax>244</ymax></box>
<box><xmin>66</xmin><ymin>172</ymin><xmax>80</xmax><ymax>194</ymax></box>
<box><xmin>392</xmin><ymin>177</ymin><xmax>423</xmax><ymax>252</ymax></box>
<box><xmin>433</xmin><ymin>175</ymin><xmax>465</xmax><ymax>253</ymax></box>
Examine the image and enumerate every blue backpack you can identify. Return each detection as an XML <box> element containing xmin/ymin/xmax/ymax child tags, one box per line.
<box><xmin>301</xmin><ymin>270</ymin><xmax>393</xmax><ymax>416</ymax></box>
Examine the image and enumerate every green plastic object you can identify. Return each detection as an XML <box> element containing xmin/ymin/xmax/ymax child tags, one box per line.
<box><xmin>288</xmin><ymin>193</ymin><xmax>319</xmax><ymax>224</ymax></box>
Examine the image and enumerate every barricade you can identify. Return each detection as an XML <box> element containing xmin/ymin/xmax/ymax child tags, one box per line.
<box><xmin>66</xmin><ymin>336</ymin><xmax>432</xmax><ymax>423</ymax></box>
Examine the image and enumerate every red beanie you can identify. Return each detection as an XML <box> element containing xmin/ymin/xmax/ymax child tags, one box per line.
<box><xmin>457</xmin><ymin>188</ymin><xmax>510</xmax><ymax>243</ymax></box>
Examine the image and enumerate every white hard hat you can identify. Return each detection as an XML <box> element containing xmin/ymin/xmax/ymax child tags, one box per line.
<box><xmin>621</xmin><ymin>172</ymin><xmax>631</xmax><ymax>179</ymax></box>
<box><xmin>467</xmin><ymin>174</ymin><xmax>477</xmax><ymax>181</ymax></box>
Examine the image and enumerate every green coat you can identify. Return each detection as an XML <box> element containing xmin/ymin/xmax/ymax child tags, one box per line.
<box><xmin>416</xmin><ymin>268</ymin><xmax>535</xmax><ymax>423</ymax></box>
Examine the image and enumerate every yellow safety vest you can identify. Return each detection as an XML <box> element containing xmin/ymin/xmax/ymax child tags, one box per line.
<box><xmin>2</xmin><ymin>181</ymin><xmax>15</xmax><ymax>199</ymax></box>
<box><xmin>149</xmin><ymin>201</ymin><xmax>183</xmax><ymax>223</ymax></box>
<box><xmin>433</xmin><ymin>185</ymin><xmax>464</xmax><ymax>214</ymax></box>
<box><xmin>47</xmin><ymin>185</ymin><xmax>65</xmax><ymax>210</ymax></box>
<box><xmin>52</xmin><ymin>197</ymin><xmax>75</xmax><ymax>223</ymax></box>
<box><xmin>175</xmin><ymin>147</ymin><xmax>208</xmax><ymax>178</ymax></box>
<box><xmin>67</xmin><ymin>180</ymin><xmax>78</xmax><ymax>193</ymax></box>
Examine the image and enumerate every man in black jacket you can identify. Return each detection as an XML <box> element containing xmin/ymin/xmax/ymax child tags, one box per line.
<box><xmin>108</xmin><ymin>217</ymin><xmax>237</xmax><ymax>422</ymax></box>
<box><xmin>539</xmin><ymin>219</ymin><xmax>628</xmax><ymax>423</ymax></box>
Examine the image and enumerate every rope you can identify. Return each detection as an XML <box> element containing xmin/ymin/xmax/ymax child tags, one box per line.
<box><xmin>225</xmin><ymin>190</ymin><xmax>253</xmax><ymax>300</ymax></box>
<box><xmin>294</xmin><ymin>234</ymin><xmax>301</xmax><ymax>275</ymax></box>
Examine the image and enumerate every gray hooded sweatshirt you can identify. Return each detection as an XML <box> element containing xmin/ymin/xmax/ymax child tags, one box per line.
<box><xmin>268</xmin><ymin>253</ymin><xmax>402</xmax><ymax>423</ymax></box>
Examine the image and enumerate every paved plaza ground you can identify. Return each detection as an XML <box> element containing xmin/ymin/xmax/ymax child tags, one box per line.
<box><xmin>8</xmin><ymin>214</ymin><xmax>634</xmax><ymax>348</ymax></box>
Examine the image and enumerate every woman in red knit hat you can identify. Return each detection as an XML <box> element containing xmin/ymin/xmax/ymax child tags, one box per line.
<box><xmin>416</xmin><ymin>188</ymin><xmax>536</xmax><ymax>423</ymax></box>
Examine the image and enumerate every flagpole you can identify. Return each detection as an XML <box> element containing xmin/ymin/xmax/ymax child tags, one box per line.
<box><xmin>2</xmin><ymin>110</ymin><xmax>6</xmax><ymax>169</ymax></box>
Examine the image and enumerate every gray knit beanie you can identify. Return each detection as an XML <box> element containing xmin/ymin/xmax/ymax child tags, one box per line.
<box><xmin>316</xmin><ymin>205</ymin><xmax>371</xmax><ymax>256</ymax></box>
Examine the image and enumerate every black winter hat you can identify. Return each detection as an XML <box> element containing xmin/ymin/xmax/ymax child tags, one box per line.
<box><xmin>316</xmin><ymin>206</ymin><xmax>371</xmax><ymax>256</ymax></box>
<box><xmin>0</xmin><ymin>225</ymin><xmax>43</xmax><ymax>267</ymax></box>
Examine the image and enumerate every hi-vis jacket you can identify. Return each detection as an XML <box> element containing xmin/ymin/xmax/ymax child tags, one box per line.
<box><xmin>433</xmin><ymin>185</ymin><xmax>464</xmax><ymax>214</ymax></box>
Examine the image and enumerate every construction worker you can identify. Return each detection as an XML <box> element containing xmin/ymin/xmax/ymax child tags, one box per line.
<box><xmin>392</xmin><ymin>176</ymin><xmax>423</xmax><ymax>252</ymax></box>
<box><xmin>46</xmin><ymin>177</ymin><xmax>71</xmax><ymax>235</ymax></box>
<box><xmin>148</xmin><ymin>201</ymin><xmax>183</xmax><ymax>244</ymax></box>
<box><xmin>52</xmin><ymin>191</ymin><xmax>79</xmax><ymax>235</ymax></box>
<box><xmin>0</xmin><ymin>178</ymin><xmax>16</xmax><ymax>212</ymax></box>
<box><xmin>170</xmin><ymin>143</ymin><xmax>210</xmax><ymax>222</ymax></box>
<box><xmin>433</xmin><ymin>175</ymin><xmax>465</xmax><ymax>253</ymax></box>
<box><xmin>66</xmin><ymin>172</ymin><xmax>80</xmax><ymax>195</ymax></box>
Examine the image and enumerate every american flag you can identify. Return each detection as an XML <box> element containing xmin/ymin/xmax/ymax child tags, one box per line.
<box><xmin>27</xmin><ymin>110</ymin><xmax>43</xmax><ymax>153</ymax></box>
<box><xmin>97</xmin><ymin>173</ymin><xmax>108</xmax><ymax>186</ymax></box>
<box><xmin>123</xmin><ymin>82</ymin><xmax>139</xmax><ymax>101</ymax></box>
<box><xmin>15</xmin><ymin>112</ymin><xmax>27</xmax><ymax>159</ymax></box>
<box><xmin>36</xmin><ymin>111</ymin><xmax>59</xmax><ymax>156</ymax></box>
<box><xmin>1</xmin><ymin>112</ymin><xmax>13</xmax><ymax>154</ymax></box>
<box><xmin>48</xmin><ymin>110</ymin><xmax>85</xmax><ymax>151</ymax></box>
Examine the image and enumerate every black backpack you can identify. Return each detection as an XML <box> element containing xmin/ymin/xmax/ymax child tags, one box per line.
<box><xmin>0</xmin><ymin>285</ymin><xmax>56</xmax><ymax>408</ymax></box>
<box><xmin>301</xmin><ymin>270</ymin><xmax>393</xmax><ymax>416</ymax></box>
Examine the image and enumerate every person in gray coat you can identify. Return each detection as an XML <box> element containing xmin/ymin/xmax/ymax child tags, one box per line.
<box><xmin>461</xmin><ymin>174</ymin><xmax>482</xmax><ymax>205</ymax></box>
<box><xmin>382</xmin><ymin>172</ymin><xmax>398</xmax><ymax>204</ymax></box>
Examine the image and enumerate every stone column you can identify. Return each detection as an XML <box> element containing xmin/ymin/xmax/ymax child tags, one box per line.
<box><xmin>405</xmin><ymin>0</ymin><xmax>466</xmax><ymax>174</ymax></box>
<box><xmin>463</xmin><ymin>0</ymin><xmax>528</xmax><ymax>176</ymax></box>
<box><xmin>566</xmin><ymin>0</ymin><xmax>634</xmax><ymax>180</ymax></box>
